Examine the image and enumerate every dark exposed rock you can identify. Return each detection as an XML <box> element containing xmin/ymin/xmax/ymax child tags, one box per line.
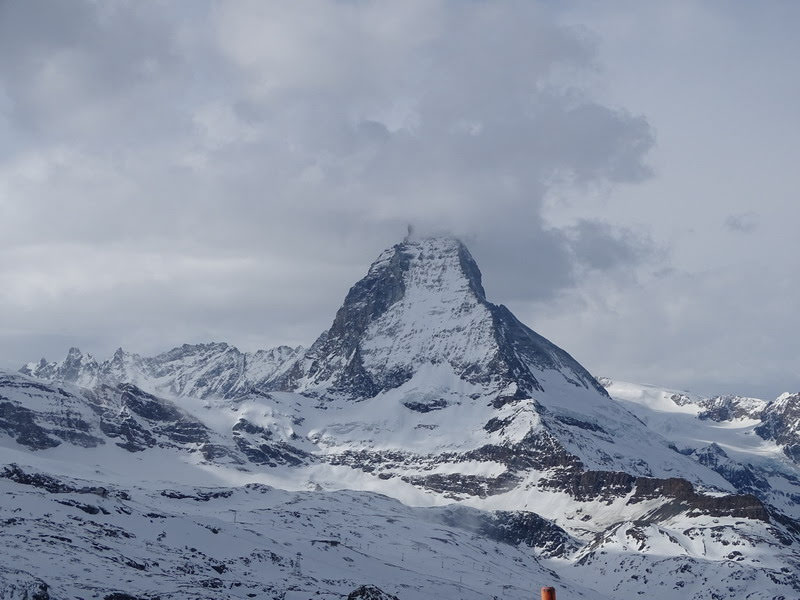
<box><xmin>0</xmin><ymin>464</ymin><xmax>125</xmax><ymax>499</ymax></box>
<box><xmin>463</xmin><ymin>431</ymin><xmax>582</xmax><ymax>471</ymax></box>
<box><xmin>155</xmin><ymin>420</ymin><xmax>210</xmax><ymax>445</ymax></box>
<box><xmin>553</xmin><ymin>414</ymin><xmax>607</xmax><ymax>433</ymax></box>
<box><xmin>50</xmin><ymin>426</ymin><xmax>103</xmax><ymax>448</ymax></box>
<box><xmin>402</xmin><ymin>399</ymin><xmax>447</xmax><ymax>412</ymax></box>
<box><xmin>540</xmin><ymin>467</ymin><xmax>771</xmax><ymax>521</ymax></box>
<box><xmin>328</xmin><ymin>431</ymin><xmax>581</xmax><ymax>498</ymax></box>
<box><xmin>483</xmin><ymin>416</ymin><xmax>510</xmax><ymax>433</ymax></box>
<box><xmin>232</xmin><ymin>418</ymin><xmax>310</xmax><ymax>467</ymax></box>
<box><xmin>487</xmin><ymin>303</ymin><xmax>608</xmax><ymax>397</ymax></box>
<box><xmin>756</xmin><ymin>393</ymin><xmax>800</xmax><ymax>464</ymax></box>
<box><xmin>1</xmin><ymin>375</ymin><xmax>69</xmax><ymax>395</ymax></box>
<box><xmin>0</xmin><ymin>567</ymin><xmax>50</xmax><ymax>600</ymax></box>
<box><xmin>434</xmin><ymin>505</ymin><xmax>573</xmax><ymax>557</ymax></box>
<box><xmin>282</xmin><ymin>243</ymin><xmax>411</xmax><ymax>398</ymax></box>
<box><xmin>669</xmin><ymin>392</ymin><xmax>694</xmax><ymax>406</ymax></box>
<box><xmin>90</xmin><ymin>384</ymin><xmax>212</xmax><ymax>452</ymax></box>
<box><xmin>199</xmin><ymin>443</ymin><xmax>242</xmax><ymax>462</ymax></box>
<box><xmin>328</xmin><ymin>449</ymin><xmax>410</xmax><ymax>472</ymax></box>
<box><xmin>1</xmin><ymin>463</ymin><xmax>81</xmax><ymax>493</ymax></box>
<box><xmin>117</xmin><ymin>384</ymin><xmax>184</xmax><ymax>422</ymax></box>
<box><xmin>482</xmin><ymin>510</ymin><xmax>574</xmax><ymax>557</ymax></box>
<box><xmin>234</xmin><ymin>437</ymin><xmax>309</xmax><ymax>467</ymax></box>
<box><xmin>99</xmin><ymin>416</ymin><xmax>157</xmax><ymax>452</ymax></box>
<box><xmin>697</xmin><ymin>395</ymin><xmax>766</xmax><ymax>422</ymax></box>
<box><xmin>784</xmin><ymin>444</ymin><xmax>800</xmax><ymax>462</ymax></box>
<box><xmin>689</xmin><ymin>444</ymin><xmax>770</xmax><ymax>496</ymax></box>
<box><xmin>160</xmin><ymin>489</ymin><xmax>233</xmax><ymax>501</ymax></box>
<box><xmin>489</xmin><ymin>387</ymin><xmax>533</xmax><ymax>410</ymax></box>
<box><xmin>0</xmin><ymin>400</ymin><xmax>61</xmax><ymax>450</ymax></box>
<box><xmin>347</xmin><ymin>585</ymin><xmax>399</xmax><ymax>600</ymax></box>
<box><xmin>769</xmin><ymin>511</ymin><xmax>800</xmax><ymax>545</ymax></box>
<box><xmin>232</xmin><ymin>418</ymin><xmax>268</xmax><ymax>436</ymax></box>
<box><xmin>402</xmin><ymin>471</ymin><xmax>519</xmax><ymax>499</ymax></box>
<box><xmin>0</xmin><ymin>375</ymin><xmax>101</xmax><ymax>448</ymax></box>
<box><xmin>540</xmin><ymin>468</ymin><xmax>635</xmax><ymax>503</ymax></box>
<box><xmin>1</xmin><ymin>383</ymin><xmax>107</xmax><ymax>450</ymax></box>
<box><xmin>686</xmin><ymin>492</ymin><xmax>770</xmax><ymax>521</ymax></box>
<box><xmin>55</xmin><ymin>498</ymin><xmax>109</xmax><ymax>515</ymax></box>
<box><xmin>660</xmin><ymin>389</ymin><xmax>768</xmax><ymax>422</ymax></box>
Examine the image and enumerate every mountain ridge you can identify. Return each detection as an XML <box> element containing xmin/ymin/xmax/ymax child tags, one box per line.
<box><xmin>283</xmin><ymin>238</ymin><xmax>607</xmax><ymax>401</ymax></box>
<box><xmin>4</xmin><ymin>235</ymin><xmax>800</xmax><ymax>599</ymax></box>
<box><xmin>21</xmin><ymin>341</ymin><xmax>304</xmax><ymax>400</ymax></box>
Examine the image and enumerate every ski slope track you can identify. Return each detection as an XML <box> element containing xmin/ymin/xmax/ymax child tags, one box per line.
<box><xmin>4</xmin><ymin>237</ymin><xmax>800</xmax><ymax>599</ymax></box>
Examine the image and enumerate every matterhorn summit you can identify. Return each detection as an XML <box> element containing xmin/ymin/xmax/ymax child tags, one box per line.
<box><xmin>286</xmin><ymin>237</ymin><xmax>605</xmax><ymax>402</ymax></box>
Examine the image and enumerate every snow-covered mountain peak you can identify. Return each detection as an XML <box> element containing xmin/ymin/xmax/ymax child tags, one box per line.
<box><xmin>20</xmin><ymin>342</ymin><xmax>304</xmax><ymax>401</ymax></box>
<box><xmin>756</xmin><ymin>391</ymin><xmax>800</xmax><ymax>463</ymax></box>
<box><xmin>290</xmin><ymin>236</ymin><xmax>606</xmax><ymax>407</ymax></box>
<box><xmin>21</xmin><ymin>346</ymin><xmax>101</xmax><ymax>388</ymax></box>
<box><xmin>368</xmin><ymin>237</ymin><xmax>487</xmax><ymax>299</ymax></box>
<box><xmin>775</xmin><ymin>391</ymin><xmax>800</xmax><ymax>407</ymax></box>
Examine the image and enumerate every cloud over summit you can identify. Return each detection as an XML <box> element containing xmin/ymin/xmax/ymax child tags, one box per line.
<box><xmin>0</xmin><ymin>0</ymin><xmax>654</xmax><ymax>359</ymax></box>
<box><xmin>2</xmin><ymin>1</ymin><xmax>796</xmax><ymax>398</ymax></box>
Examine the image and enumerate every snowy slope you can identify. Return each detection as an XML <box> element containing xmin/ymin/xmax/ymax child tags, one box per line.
<box><xmin>2</xmin><ymin>458</ymin><xmax>798</xmax><ymax>600</ymax></box>
<box><xmin>0</xmin><ymin>465</ymin><xmax>588</xmax><ymax>600</ymax></box>
<box><xmin>602</xmin><ymin>377</ymin><xmax>800</xmax><ymax>518</ymax></box>
<box><xmin>4</xmin><ymin>236</ymin><xmax>800</xmax><ymax>599</ymax></box>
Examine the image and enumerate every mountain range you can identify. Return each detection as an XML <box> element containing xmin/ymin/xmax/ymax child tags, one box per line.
<box><xmin>2</xmin><ymin>237</ymin><xmax>799</xmax><ymax>599</ymax></box>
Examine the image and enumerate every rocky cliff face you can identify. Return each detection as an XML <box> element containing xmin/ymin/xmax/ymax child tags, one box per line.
<box><xmin>283</xmin><ymin>238</ymin><xmax>605</xmax><ymax>402</ymax></box>
<box><xmin>757</xmin><ymin>392</ymin><xmax>800</xmax><ymax>462</ymax></box>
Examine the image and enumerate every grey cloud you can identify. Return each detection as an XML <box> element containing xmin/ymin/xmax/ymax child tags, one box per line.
<box><xmin>724</xmin><ymin>212</ymin><xmax>759</xmax><ymax>233</ymax></box>
<box><xmin>566</xmin><ymin>220</ymin><xmax>655</xmax><ymax>272</ymax></box>
<box><xmin>529</xmin><ymin>261</ymin><xmax>800</xmax><ymax>400</ymax></box>
<box><xmin>0</xmin><ymin>1</ymin><xmax>655</xmax><ymax>371</ymax></box>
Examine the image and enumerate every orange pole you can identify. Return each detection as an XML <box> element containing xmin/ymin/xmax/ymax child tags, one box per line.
<box><xmin>541</xmin><ymin>587</ymin><xmax>556</xmax><ymax>600</ymax></box>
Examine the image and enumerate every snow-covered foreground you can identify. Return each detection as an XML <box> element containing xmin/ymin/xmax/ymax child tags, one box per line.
<box><xmin>2</xmin><ymin>371</ymin><xmax>798</xmax><ymax>600</ymax></box>
<box><xmin>2</xmin><ymin>462</ymin><xmax>798</xmax><ymax>600</ymax></box>
<box><xmin>0</xmin><ymin>464</ymin><xmax>585</xmax><ymax>600</ymax></box>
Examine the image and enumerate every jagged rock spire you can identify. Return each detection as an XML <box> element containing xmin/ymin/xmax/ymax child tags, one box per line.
<box><xmin>284</xmin><ymin>237</ymin><xmax>605</xmax><ymax>401</ymax></box>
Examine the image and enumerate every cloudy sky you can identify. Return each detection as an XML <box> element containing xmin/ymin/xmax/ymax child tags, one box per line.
<box><xmin>1</xmin><ymin>1</ymin><xmax>798</xmax><ymax>399</ymax></box>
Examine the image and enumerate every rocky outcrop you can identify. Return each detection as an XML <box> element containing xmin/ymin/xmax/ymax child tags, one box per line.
<box><xmin>689</xmin><ymin>443</ymin><xmax>771</xmax><ymax>496</ymax></box>
<box><xmin>697</xmin><ymin>395</ymin><xmax>767</xmax><ymax>421</ymax></box>
<box><xmin>0</xmin><ymin>567</ymin><xmax>50</xmax><ymax>600</ymax></box>
<box><xmin>231</xmin><ymin>418</ymin><xmax>311</xmax><ymax>467</ymax></box>
<box><xmin>541</xmin><ymin>467</ymin><xmax>770</xmax><ymax>521</ymax></box>
<box><xmin>756</xmin><ymin>393</ymin><xmax>800</xmax><ymax>463</ymax></box>
<box><xmin>88</xmin><ymin>384</ymin><xmax>213</xmax><ymax>452</ymax></box>
<box><xmin>347</xmin><ymin>585</ymin><xmax>400</xmax><ymax>600</ymax></box>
